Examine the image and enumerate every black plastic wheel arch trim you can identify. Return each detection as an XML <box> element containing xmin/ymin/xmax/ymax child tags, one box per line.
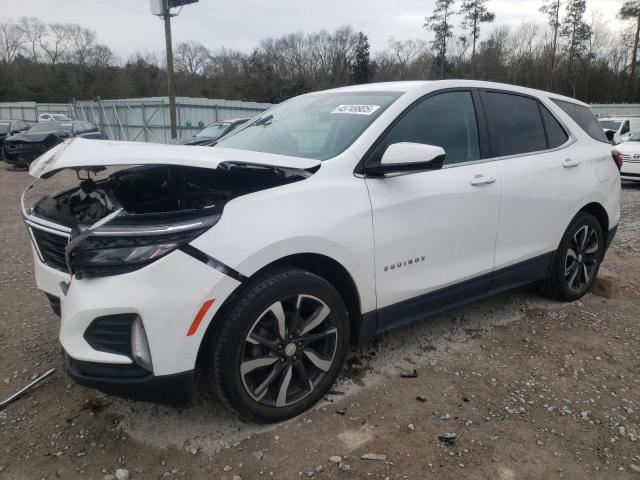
<box><xmin>179</xmin><ymin>244</ymin><xmax>248</xmax><ymax>283</ymax></box>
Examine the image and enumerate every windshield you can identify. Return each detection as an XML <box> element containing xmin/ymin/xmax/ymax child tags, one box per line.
<box><xmin>0</xmin><ymin>123</ymin><xmax>9</xmax><ymax>134</ymax></box>
<box><xmin>195</xmin><ymin>123</ymin><xmax>230</xmax><ymax>138</ymax></box>
<box><xmin>28</xmin><ymin>122</ymin><xmax>73</xmax><ymax>133</ymax></box>
<box><xmin>216</xmin><ymin>92</ymin><xmax>402</xmax><ymax>160</ymax></box>
<box><xmin>599</xmin><ymin>120</ymin><xmax>622</xmax><ymax>131</ymax></box>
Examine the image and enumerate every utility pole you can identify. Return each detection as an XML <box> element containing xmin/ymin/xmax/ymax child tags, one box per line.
<box><xmin>150</xmin><ymin>0</ymin><xmax>199</xmax><ymax>141</ymax></box>
<box><xmin>163</xmin><ymin>12</ymin><xmax>177</xmax><ymax>139</ymax></box>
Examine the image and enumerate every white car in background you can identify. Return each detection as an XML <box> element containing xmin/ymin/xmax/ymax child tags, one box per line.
<box><xmin>616</xmin><ymin>131</ymin><xmax>640</xmax><ymax>181</ymax></box>
<box><xmin>22</xmin><ymin>80</ymin><xmax>620</xmax><ymax>422</ymax></box>
<box><xmin>38</xmin><ymin>113</ymin><xmax>73</xmax><ymax>122</ymax></box>
<box><xmin>599</xmin><ymin>116</ymin><xmax>640</xmax><ymax>144</ymax></box>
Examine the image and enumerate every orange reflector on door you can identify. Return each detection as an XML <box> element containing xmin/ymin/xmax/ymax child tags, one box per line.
<box><xmin>187</xmin><ymin>299</ymin><xmax>215</xmax><ymax>336</ymax></box>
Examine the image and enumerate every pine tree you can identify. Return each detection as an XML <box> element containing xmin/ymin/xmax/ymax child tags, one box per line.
<box><xmin>619</xmin><ymin>1</ymin><xmax>640</xmax><ymax>96</ymax></box>
<box><xmin>459</xmin><ymin>0</ymin><xmax>495</xmax><ymax>77</ymax></box>
<box><xmin>561</xmin><ymin>0</ymin><xmax>591</xmax><ymax>97</ymax></box>
<box><xmin>350</xmin><ymin>32</ymin><xmax>371</xmax><ymax>84</ymax></box>
<box><xmin>540</xmin><ymin>0</ymin><xmax>564</xmax><ymax>89</ymax></box>
<box><xmin>425</xmin><ymin>0</ymin><xmax>456</xmax><ymax>79</ymax></box>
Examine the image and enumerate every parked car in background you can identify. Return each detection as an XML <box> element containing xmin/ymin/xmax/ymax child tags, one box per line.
<box><xmin>4</xmin><ymin>121</ymin><xmax>107</xmax><ymax>167</ymax></box>
<box><xmin>598</xmin><ymin>116</ymin><xmax>640</xmax><ymax>144</ymax></box>
<box><xmin>22</xmin><ymin>81</ymin><xmax>620</xmax><ymax>422</ymax></box>
<box><xmin>169</xmin><ymin>118</ymin><xmax>248</xmax><ymax>146</ymax></box>
<box><xmin>0</xmin><ymin>119</ymin><xmax>31</xmax><ymax>154</ymax></box>
<box><xmin>616</xmin><ymin>131</ymin><xmax>640</xmax><ymax>181</ymax></box>
<box><xmin>38</xmin><ymin>113</ymin><xmax>73</xmax><ymax>122</ymax></box>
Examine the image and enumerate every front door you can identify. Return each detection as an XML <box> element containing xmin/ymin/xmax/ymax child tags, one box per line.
<box><xmin>363</xmin><ymin>90</ymin><xmax>501</xmax><ymax>330</ymax></box>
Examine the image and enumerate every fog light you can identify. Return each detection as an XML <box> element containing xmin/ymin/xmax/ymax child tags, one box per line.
<box><xmin>131</xmin><ymin>316</ymin><xmax>153</xmax><ymax>372</ymax></box>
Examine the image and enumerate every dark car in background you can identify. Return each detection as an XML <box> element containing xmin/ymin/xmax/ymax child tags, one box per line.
<box><xmin>0</xmin><ymin>120</ymin><xmax>32</xmax><ymax>155</ymax></box>
<box><xmin>169</xmin><ymin>118</ymin><xmax>248</xmax><ymax>146</ymax></box>
<box><xmin>3</xmin><ymin>120</ymin><xmax>107</xmax><ymax>167</ymax></box>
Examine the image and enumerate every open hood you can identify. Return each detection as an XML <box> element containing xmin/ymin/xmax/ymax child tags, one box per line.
<box><xmin>29</xmin><ymin>137</ymin><xmax>321</xmax><ymax>179</ymax></box>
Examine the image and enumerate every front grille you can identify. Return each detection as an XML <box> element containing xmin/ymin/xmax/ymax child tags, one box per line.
<box><xmin>84</xmin><ymin>314</ymin><xmax>138</xmax><ymax>357</ymax></box>
<box><xmin>622</xmin><ymin>153</ymin><xmax>640</xmax><ymax>163</ymax></box>
<box><xmin>7</xmin><ymin>143</ymin><xmax>45</xmax><ymax>153</ymax></box>
<box><xmin>31</xmin><ymin>228</ymin><xmax>69</xmax><ymax>271</ymax></box>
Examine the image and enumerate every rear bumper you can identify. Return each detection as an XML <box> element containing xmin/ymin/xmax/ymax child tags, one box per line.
<box><xmin>621</xmin><ymin>160</ymin><xmax>640</xmax><ymax>181</ymax></box>
<box><xmin>65</xmin><ymin>353</ymin><xmax>194</xmax><ymax>407</ymax></box>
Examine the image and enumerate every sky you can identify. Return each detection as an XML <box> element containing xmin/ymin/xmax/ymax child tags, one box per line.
<box><xmin>3</xmin><ymin>0</ymin><xmax>626</xmax><ymax>59</ymax></box>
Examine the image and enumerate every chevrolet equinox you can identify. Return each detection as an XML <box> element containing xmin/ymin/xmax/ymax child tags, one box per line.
<box><xmin>22</xmin><ymin>81</ymin><xmax>621</xmax><ymax>422</ymax></box>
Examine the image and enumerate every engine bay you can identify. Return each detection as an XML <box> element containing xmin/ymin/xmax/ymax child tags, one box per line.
<box><xmin>32</xmin><ymin>163</ymin><xmax>310</xmax><ymax>228</ymax></box>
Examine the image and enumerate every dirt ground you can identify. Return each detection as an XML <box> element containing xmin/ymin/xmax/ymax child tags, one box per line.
<box><xmin>1</xmin><ymin>164</ymin><xmax>639</xmax><ymax>480</ymax></box>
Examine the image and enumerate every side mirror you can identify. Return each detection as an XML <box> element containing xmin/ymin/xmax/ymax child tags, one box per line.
<box><xmin>365</xmin><ymin>142</ymin><xmax>446</xmax><ymax>176</ymax></box>
<box><xmin>605</xmin><ymin>130</ymin><xmax>615</xmax><ymax>143</ymax></box>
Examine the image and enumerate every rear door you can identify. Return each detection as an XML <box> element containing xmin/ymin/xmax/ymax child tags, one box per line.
<box><xmin>483</xmin><ymin>90</ymin><xmax>592</xmax><ymax>281</ymax></box>
<box><xmin>364</xmin><ymin>90</ymin><xmax>502</xmax><ymax>329</ymax></box>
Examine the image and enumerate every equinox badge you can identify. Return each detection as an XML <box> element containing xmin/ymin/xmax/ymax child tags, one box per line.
<box><xmin>384</xmin><ymin>256</ymin><xmax>427</xmax><ymax>272</ymax></box>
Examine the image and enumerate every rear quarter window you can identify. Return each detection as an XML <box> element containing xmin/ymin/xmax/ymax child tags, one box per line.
<box><xmin>552</xmin><ymin>99</ymin><xmax>608</xmax><ymax>143</ymax></box>
<box><xmin>540</xmin><ymin>105</ymin><xmax>569</xmax><ymax>148</ymax></box>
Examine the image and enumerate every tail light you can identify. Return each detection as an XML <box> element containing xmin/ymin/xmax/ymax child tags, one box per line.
<box><xmin>612</xmin><ymin>150</ymin><xmax>623</xmax><ymax>171</ymax></box>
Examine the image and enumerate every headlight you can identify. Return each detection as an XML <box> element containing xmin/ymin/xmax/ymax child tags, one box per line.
<box><xmin>68</xmin><ymin>228</ymin><xmax>208</xmax><ymax>279</ymax></box>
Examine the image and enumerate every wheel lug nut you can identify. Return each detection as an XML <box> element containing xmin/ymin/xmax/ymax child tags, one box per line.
<box><xmin>293</xmin><ymin>355</ymin><xmax>298</xmax><ymax>361</ymax></box>
<box><xmin>297</xmin><ymin>341</ymin><xmax>303</xmax><ymax>347</ymax></box>
<box><xmin>280</xmin><ymin>358</ymin><xmax>286</xmax><ymax>363</ymax></box>
<box><xmin>277</xmin><ymin>344</ymin><xmax>283</xmax><ymax>350</ymax></box>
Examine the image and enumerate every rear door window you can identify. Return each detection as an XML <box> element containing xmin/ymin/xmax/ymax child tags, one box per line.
<box><xmin>540</xmin><ymin>105</ymin><xmax>569</xmax><ymax>148</ymax></box>
<box><xmin>552</xmin><ymin>100</ymin><xmax>608</xmax><ymax>143</ymax></box>
<box><xmin>482</xmin><ymin>91</ymin><xmax>547</xmax><ymax>157</ymax></box>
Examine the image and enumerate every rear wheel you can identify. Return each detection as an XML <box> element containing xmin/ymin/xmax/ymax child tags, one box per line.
<box><xmin>209</xmin><ymin>268</ymin><xmax>349</xmax><ymax>423</ymax></box>
<box><xmin>539</xmin><ymin>212</ymin><xmax>604</xmax><ymax>301</ymax></box>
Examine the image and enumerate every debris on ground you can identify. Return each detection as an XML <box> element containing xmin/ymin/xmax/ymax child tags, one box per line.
<box><xmin>438</xmin><ymin>433</ymin><xmax>459</xmax><ymax>447</ymax></box>
<box><xmin>400</xmin><ymin>369</ymin><xmax>418</xmax><ymax>378</ymax></box>
<box><xmin>0</xmin><ymin>368</ymin><xmax>55</xmax><ymax>411</ymax></box>
<box><xmin>361</xmin><ymin>453</ymin><xmax>387</xmax><ymax>461</ymax></box>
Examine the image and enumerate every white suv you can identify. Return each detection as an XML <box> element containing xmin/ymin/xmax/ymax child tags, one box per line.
<box><xmin>23</xmin><ymin>81</ymin><xmax>620</xmax><ymax>422</ymax></box>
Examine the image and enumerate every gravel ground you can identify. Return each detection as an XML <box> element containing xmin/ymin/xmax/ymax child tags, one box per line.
<box><xmin>1</xmin><ymin>164</ymin><xmax>639</xmax><ymax>479</ymax></box>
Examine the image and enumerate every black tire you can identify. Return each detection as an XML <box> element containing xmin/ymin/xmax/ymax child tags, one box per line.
<box><xmin>539</xmin><ymin>212</ymin><xmax>604</xmax><ymax>301</ymax></box>
<box><xmin>208</xmin><ymin>268</ymin><xmax>349</xmax><ymax>423</ymax></box>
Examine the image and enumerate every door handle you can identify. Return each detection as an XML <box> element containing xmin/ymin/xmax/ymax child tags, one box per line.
<box><xmin>563</xmin><ymin>158</ymin><xmax>580</xmax><ymax>168</ymax></box>
<box><xmin>470</xmin><ymin>173</ymin><xmax>497</xmax><ymax>186</ymax></box>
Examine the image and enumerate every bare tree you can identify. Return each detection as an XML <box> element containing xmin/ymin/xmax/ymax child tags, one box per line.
<box><xmin>67</xmin><ymin>24</ymin><xmax>96</xmax><ymax>65</ymax></box>
<box><xmin>40</xmin><ymin>23</ymin><xmax>70</xmax><ymax>64</ymax></box>
<box><xmin>388</xmin><ymin>38</ymin><xmax>427</xmax><ymax>78</ymax></box>
<box><xmin>17</xmin><ymin>17</ymin><xmax>46</xmax><ymax>62</ymax></box>
<box><xmin>0</xmin><ymin>22</ymin><xmax>24</xmax><ymax>63</ymax></box>
<box><xmin>174</xmin><ymin>41</ymin><xmax>210</xmax><ymax>76</ymax></box>
<box><xmin>87</xmin><ymin>44</ymin><xmax>116</xmax><ymax>67</ymax></box>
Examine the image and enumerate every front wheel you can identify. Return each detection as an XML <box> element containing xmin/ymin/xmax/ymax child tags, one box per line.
<box><xmin>209</xmin><ymin>268</ymin><xmax>349</xmax><ymax>423</ymax></box>
<box><xmin>540</xmin><ymin>212</ymin><xmax>604</xmax><ymax>301</ymax></box>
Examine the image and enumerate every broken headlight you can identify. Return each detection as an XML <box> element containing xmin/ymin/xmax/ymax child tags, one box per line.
<box><xmin>67</xmin><ymin>227</ymin><xmax>209</xmax><ymax>279</ymax></box>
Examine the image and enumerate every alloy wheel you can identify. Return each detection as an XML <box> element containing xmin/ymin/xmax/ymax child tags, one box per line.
<box><xmin>564</xmin><ymin>224</ymin><xmax>599</xmax><ymax>293</ymax></box>
<box><xmin>240</xmin><ymin>294</ymin><xmax>338</xmax><ymax>408</ymax></box>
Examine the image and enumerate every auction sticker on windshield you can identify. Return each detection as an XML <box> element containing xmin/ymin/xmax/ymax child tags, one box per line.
<box><xmin>331</xmin><ymin>104</ymin><xmax>381</xmax><ymax>115</ymax></box>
